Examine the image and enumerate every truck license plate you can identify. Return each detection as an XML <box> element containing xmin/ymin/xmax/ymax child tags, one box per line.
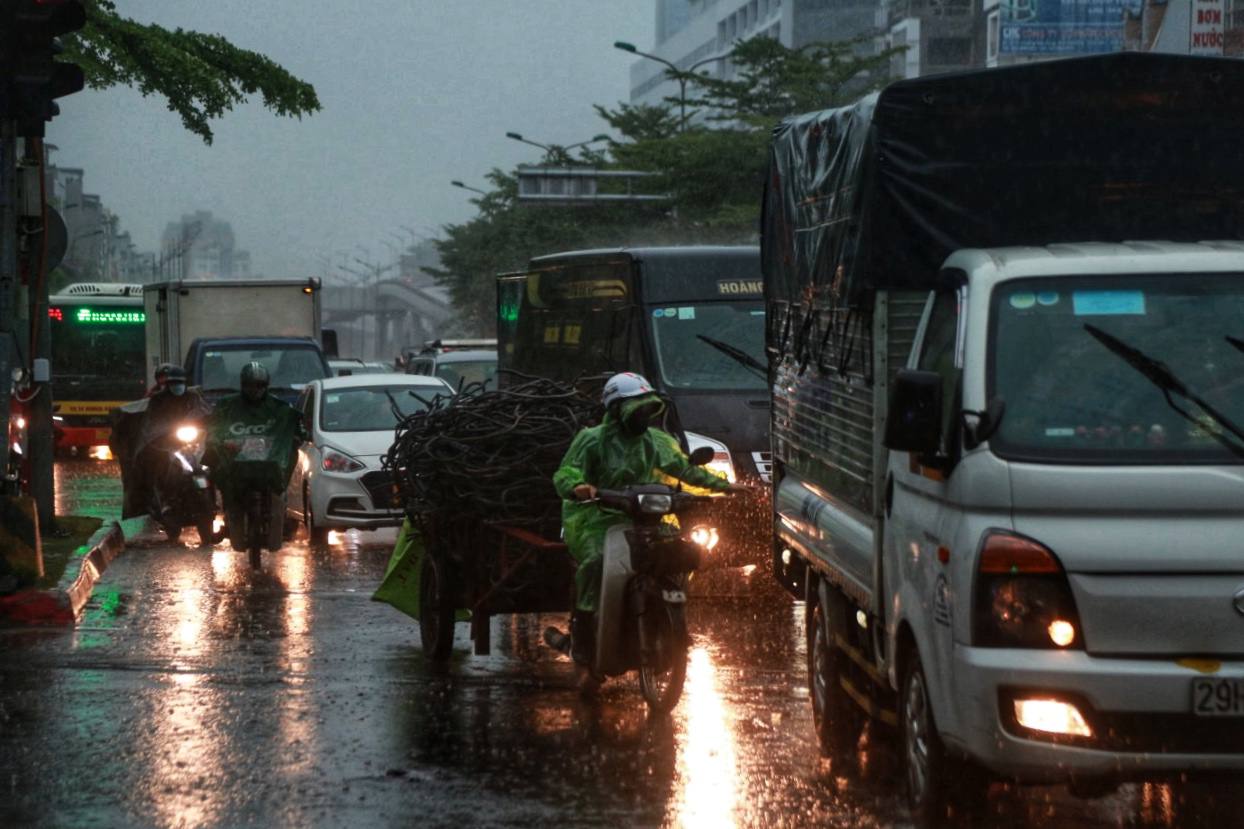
<box><xmin>1192</xmin><ymin>678</ymin><xmax>1244</xmax><ymax>716</ymax></box>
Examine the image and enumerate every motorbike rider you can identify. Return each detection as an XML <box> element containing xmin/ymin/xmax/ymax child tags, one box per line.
<box><xmin>204</xmin><ymin>362</ymin><xmax>305</xmax><ymax>542</ymax></box>
<box><xmin>550</xmin><ymin>372</ymin><xmax>746</xmax><ymax>688</ymax></box>
<box><xmin>111</xmin><ymin>364</ymin><xmax>210</xmax><ymax>519</ymax></box>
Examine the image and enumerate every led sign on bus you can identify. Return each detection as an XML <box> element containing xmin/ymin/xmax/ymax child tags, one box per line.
<box><xmin>49</xmin><ymin>307</ymin><xmax>146</xmax><ymax>325</ymax></box>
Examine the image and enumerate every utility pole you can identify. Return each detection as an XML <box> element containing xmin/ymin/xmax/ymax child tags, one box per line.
<box><xmin>0</xmin><ymin>120</ymin><xmax>16</xmax><ymax>492</ymax></box>
<box><xmin>21</xmin><ymin>136</ymin><xmax>53</xmax><ymax>529</ymax></box>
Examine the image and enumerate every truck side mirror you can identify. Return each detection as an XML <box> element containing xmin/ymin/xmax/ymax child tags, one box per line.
<box><xmin>688</xmin><ymin>446</ymin><xmax>715</xmax><ymax>466</ymax></box>
<box><xmin>884</xmin><ymin>369</ymin><xmax>943</xmax><ymax>455</ymax></box>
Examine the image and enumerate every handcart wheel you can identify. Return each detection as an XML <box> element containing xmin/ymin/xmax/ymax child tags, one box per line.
<box><xmin>420</xmin><ymin>553</ymin><xmax>456</xmax><ymax>660</ymax></box>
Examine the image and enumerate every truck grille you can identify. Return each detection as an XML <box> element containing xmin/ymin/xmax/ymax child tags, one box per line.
<box><xmin>751</xmin><ymin>451</ymin><xmax>773</xmax><ymax>483</ymax></box>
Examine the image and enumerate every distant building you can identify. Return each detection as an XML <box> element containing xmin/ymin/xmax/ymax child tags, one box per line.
<box><xmin>630</xmin><ymin>0</ymin><xmax>891</xmax><ymax>111</ymax></box>
<box><xmin>160</xmin><ymin>210</ymin><xmax>254</xmax><ymax>280</ymax></box>
<box><xmin>45</xmin><ymin>162</ymin><xmax>150</xmax><ymax>283</ymax></box>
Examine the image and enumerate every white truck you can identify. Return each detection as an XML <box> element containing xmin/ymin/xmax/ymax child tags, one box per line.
<box><xmin>764</xmin><ymin>53</ymin><xmax>1244</xmax><ymax>819</ymax></box>
<box><xmin>143</xmin><ymin>278</ymin><xmax>330</xmax><ymax>404</ymax></box>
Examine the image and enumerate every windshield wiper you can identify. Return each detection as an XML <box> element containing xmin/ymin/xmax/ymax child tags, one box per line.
<box><xmin>1084</xmin><ymin>324</ymin><xmax>1244</xmax><ymax>459</ymax></box>
<box><xmin>695</xmin><ymin>334</ymin><xmax>768</xmax><ymax>381</ymax></box>
<box><xmin>383</xmin><ymin>389</ymin><xmax>405</xmax><ymax>422</ymax></box>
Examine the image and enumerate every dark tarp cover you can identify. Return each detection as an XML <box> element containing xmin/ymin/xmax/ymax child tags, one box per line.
<box><xmin>762</xmin><ymin>52</ymin><xmax>1244</xmax><ymax>310</ymax></box>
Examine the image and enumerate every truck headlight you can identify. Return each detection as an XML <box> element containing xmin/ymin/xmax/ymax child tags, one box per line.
<box><xmin>974</xmin><ymin>531</ymin><xmax>1083</xmax><ymax>649</ymax></box>
<box><xmin>685</xmin><ymin>431</ymin><xmax>736</xmax><ymax>483</ymax></box>
<box><xmin>690</xmin><ymin>526</ymin><xmax>719</xmax><ymax>551</ymax></box>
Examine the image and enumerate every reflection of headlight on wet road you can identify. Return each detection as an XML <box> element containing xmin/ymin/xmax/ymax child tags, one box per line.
<box><xmin>175</xmin><ymin>425</ymin><xmax>200</xmax><ymax>443</ymax></box>
<box><xmin>690</xmin><ymin>526</ymin><xmax>719</xmax><ymax>551</ymax></box>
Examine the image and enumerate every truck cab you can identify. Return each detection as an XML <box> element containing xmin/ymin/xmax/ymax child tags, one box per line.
<box><xmin>187</xmin><ymin>336</ymin><xmax>331</xmax><ymax>406</ymax></box>
<box><xmin>777</xmin><ymin>242</ymin><xmax>1244</xmax><ymax>810</ymax></box>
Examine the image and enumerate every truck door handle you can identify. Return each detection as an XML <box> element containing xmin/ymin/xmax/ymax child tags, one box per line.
<box><xmin>884</xmin><ymin>472</ymin><xmax>894</xmax><ymax>518</ymax></box>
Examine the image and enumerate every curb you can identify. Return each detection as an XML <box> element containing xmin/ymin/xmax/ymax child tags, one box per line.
<box><xmin>0</xmin><ymin>518</ymin><xmax>135</xmax><ymax>627</ymax></box>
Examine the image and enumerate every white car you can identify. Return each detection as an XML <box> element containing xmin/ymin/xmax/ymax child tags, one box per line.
<box><xmin>288</xmin><ymin>374</ymin><xmax>452</xmax><ymax>541</ymax></box>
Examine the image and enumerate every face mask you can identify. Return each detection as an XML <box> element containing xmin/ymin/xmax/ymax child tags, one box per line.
<box><xmin>168</xmin><ymin>383</ymin><xmax>186</xmax><ymax>397</ymax></box>
<box><xmin>242</xmin><ymin>384</ymin><xmax>266</xmax><ymax>403</ymax></box>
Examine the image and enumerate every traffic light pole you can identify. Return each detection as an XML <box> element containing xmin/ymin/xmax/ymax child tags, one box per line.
<box><xmin>0</xmin><ymin>120</ymin><xmax>16</xmax><ymax>490</ymax></box>
<box><xmin>22</xmin><ymin>137</ymin><xmax>53</xmax><ymax>529</ymax></box>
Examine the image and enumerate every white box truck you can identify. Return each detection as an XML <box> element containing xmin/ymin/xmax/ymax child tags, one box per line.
<box><xmin>764</xmin><ymin>53</ymin><xmax>1244</xmax><ymax>820</ymax></box>
<box><xmin>143</xmin><ymin>278</ymin><xmax>330</xmax><ymax>404</ymax></box>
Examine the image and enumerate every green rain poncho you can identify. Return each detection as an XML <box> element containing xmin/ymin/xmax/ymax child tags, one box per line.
<box><xmin>204</xmin><ymin>394</ymin><xmax>304</xmax><ymax>505</ymax></box>
<box><xmin>552</xmin><ymin>394</ymin><xmax>731</xmax><ymax>612</ymax></box>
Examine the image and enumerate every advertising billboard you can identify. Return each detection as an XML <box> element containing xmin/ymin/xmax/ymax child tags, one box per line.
<box><xmin>1000</xmin><ymin>0</ymin><xmax>1141</xmax><ymax>55</ymax></box>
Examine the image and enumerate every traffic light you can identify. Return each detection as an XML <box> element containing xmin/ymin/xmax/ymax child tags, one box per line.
<box><xmin>1</xmin><ymin>0</ymin><xmax>86</xmax><ymax>136</ymax></box>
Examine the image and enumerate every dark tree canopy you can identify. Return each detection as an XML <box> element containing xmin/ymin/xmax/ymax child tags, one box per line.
<box><xmin>64</xmin><ymin>1</ymin><xmax>320</xmax><ymax>144</ymax></box>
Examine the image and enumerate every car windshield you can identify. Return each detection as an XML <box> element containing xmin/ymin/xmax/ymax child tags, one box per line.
<box><xmin>435</xmin><ymin>359</ymin><xmax>497</xmax><ymax>391</ymax></box>
<box><xmin>201</xmin><ymin>346</ymin><xmax>327</xmax><ymax>391</ymax></box>
<box><xmin>990</xmin><ymin>274</ymin><xmax>1244</xmax><ymax>464</ymax></box>
<box><xmin>648</xmin><ymin>301</ymin><xmax>766</xmax><ymax>391</ymax></box>
<box><xmin>319</xmin><ymin>385</ymin><xmax>437</xmax><ymax>432</ymax></box>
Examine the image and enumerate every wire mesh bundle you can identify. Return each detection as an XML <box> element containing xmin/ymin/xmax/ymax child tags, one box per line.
<box><xmin>382</xmin><ymin>374</ymin><xmax>601</xmax><ymax>537</ymax></box>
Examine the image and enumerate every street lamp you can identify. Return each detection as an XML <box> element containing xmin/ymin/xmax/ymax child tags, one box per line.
<box><xmin>504</xmin><ymin>132</ymin><xmax>610</xmax><ymax>164</ymax></box>
<box><xmin>451</xmin><ymin>180</ymin><xmax>487</xmax><ymax>196</ymax></box>
<box><xmin>614</xmin><ymin>40</ymin><xmax>731</xmax><ymax>130</ymax></box>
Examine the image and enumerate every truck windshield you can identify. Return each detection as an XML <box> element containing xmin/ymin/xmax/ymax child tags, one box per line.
<box><xmin>990</xmin><ymin>274</ymin><xmax>1244</xmax><ymax>464</ymax></box>
<box><xmin>648</xmin><ymin>301</ymin><xmax>766</xmax><ymax>391</ymax></box>
<box><xmin>201</xmin><ymin>345</ymin><xmax>327</xmax><ymax>391</ymax></box>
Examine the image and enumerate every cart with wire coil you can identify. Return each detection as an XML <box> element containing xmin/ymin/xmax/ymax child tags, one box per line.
<box><xmin>382</xmin><ymin>373</ymin><xmax>602</xmax><ymax>660</ymax></box>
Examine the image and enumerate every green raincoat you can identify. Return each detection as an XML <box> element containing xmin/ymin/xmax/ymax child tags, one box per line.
<box><xmin>204</xmin><ymin>394</ymin><xmax>304</xmax><ymax>507</ymax></box>
<box><xmin>552</xmin><ymin>395</ymin><xmax>731</xmax><ymax>612</ymax></box>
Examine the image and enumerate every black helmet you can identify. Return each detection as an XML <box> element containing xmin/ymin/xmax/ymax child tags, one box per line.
<box><xmin>154</xmin><ymin>363</ymin><xmax>184</xmax><ymax>384</ymax></box>
<box><xmin>240</xmin><ymin>362</ymin><xmax>270</xmax><ymax>403</ymax></box>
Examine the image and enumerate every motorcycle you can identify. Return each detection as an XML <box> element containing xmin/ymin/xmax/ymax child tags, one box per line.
<box><xmin>569</xmin><ymin>446</ymin><xmax>726</xmax><ymax>713</ymax></box>
<box><xmin>149</xmin><ymin>422</ymin><xmax>216</xmax><ymax>545</ymax></box>
<box><xmin>211</xmin><ymin>428</ymin><xmax>297</xmax><ymax>570</ymax></box>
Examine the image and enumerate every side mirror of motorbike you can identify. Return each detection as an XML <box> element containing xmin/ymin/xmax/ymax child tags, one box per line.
<box><xmin>688</xmin><ymin>446</ymin><xmax>714</xmax><ymax>467</ymax></box>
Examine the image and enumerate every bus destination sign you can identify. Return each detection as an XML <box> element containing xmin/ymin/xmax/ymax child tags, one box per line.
<box><xmin>50</xmin><ymin>307</ymin><xmax>146</xmax><ymax>325</ymax></box>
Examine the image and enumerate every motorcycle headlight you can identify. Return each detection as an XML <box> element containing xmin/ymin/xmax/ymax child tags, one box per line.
<box><xmin>689</xmin><ymin>526</ymin><xmax>719</xmax><ymax>551</ymax></box>
<box><xmin>637</xmin><ymin>493</ymin><xmax>673</xmax><ymax>514</ymax></box>
<box><xmin>175</xmin><ymin>425</ymin><xmax>200</xmax><ymax>443</ymax></box>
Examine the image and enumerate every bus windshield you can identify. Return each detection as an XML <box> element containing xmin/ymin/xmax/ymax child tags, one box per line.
<box><xmin>49</xmin><ymin>303</ymin><xmax>147</xmax><ymax>401</ymax></box>
<box><xmin>648</xmin><ymin>301</ymin><xmax>766</xmax><ymax>391</ymax></box>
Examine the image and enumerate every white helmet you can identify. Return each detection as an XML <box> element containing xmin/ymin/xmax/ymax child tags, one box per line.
<box><xmin>602</xmin><ymin>372</ymin><xmax>655</xmax><ymax>408</ymax></box>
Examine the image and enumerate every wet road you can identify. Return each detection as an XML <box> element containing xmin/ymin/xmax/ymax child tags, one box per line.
<box><xmin>1</xmin><ymin>461</ymin><xmax>1241</xmax><ymax>827</ymax></box>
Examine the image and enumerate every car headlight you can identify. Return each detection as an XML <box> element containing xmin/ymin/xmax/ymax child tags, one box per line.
<box><xmin>637</xmin><ymin>493</ymin><xmax>672</xmax><ymax>514</ymax></box>
<box><xmin>175</xmin><ymin>424</ymin><xmax>200</xmax><ymax>443</ymax></box>
<box><xmin>322</xmin><ymin>448</ymin><xmax>366</xmax><ymax>473</ymax></box>
<box><xmin>685</xmin><ymin>431</ymin><xmax>736</xmax><ymax>483</ymax></box>
<box><xmin>689</xmin><ymin>526</ymin><xmax>719</xmax><ymax>551</ymax></box>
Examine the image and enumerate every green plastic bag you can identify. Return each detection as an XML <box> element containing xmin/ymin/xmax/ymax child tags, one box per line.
<box><xmin>372</xmin><ymin>518</ymin><xmax>425</xmax><ymax>619</ymax></box>
<box><xmin>372</xmin><ymin>518</ymin><xmax>470</xmax><ymax>622</ymax></box>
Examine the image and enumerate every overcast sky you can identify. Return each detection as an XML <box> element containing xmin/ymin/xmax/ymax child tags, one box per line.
<box><xmin>49</xmin><ymin>1</ymin><xmax>654</xmax><ymax>278</ymax></box>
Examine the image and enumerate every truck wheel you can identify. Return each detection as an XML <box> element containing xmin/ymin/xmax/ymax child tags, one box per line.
<box><xmin>808</xmin><ymin>584</ymin><xmax>864</xmax><ymax>756</ymax></box>
<box><xmin>899</xmin><ymin>650</ymin><xmax>987</xmax><ymax>824</ymax></box>
<box><xmin>419</xmin><ymin>553</ymin><xmax>456</xmax><ymax>661</ymax></box>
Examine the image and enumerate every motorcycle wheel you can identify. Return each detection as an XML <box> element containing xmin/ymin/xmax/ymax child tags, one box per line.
<box><xmin>246</xmin><ymin>493</ymin><xmax>263</xmax><ymax>570</ymax></box>
<box><xmin>160</xmin><ymin>519</ymin><xmax>183</xmax><ymax>543</ymax></box>
<box><xmin>195</xmin><ymin>516</ymin><xmax>215</xmax><ymax>547</ymax></box>
<box><xmin>419</xmin><ymin>553</ymin><xmax>456</xmax><ymax>661</ymax></box>
<box><xmin>638</xmin><ymin>602</ymin><xmax>688</xmax><ymax>714</ymax></box>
